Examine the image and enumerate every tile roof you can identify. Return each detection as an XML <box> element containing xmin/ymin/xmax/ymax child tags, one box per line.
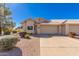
<box><xmin>65</xmin><ymin>20</ymin><xmax>79</xmax><ymax>24</ymax></box>
<box><xmin>21</xmin><ymin>19</ymin><xmax>79</xmax><ymax>25</ymax></box>
<box><xmin>40</xmin><ymin>19</ymin><xmax>67</xmax><ymax>25</ymax></box>
<box><xmin>40</xmin><ymin>19</ymin><xmax>79</xmax><ymax>24</ymax></box>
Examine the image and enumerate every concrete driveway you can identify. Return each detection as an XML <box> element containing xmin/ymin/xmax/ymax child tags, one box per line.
<box><xmin>40</xmin><ymin>36</ymin><xmax>79</xmax><ymax>56</ymax></box>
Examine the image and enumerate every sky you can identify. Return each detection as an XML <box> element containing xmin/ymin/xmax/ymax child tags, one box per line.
<box><xmin>6</xmin><ymin>3</ymin><xmax>79</xmax><ymax>27</ymax></box>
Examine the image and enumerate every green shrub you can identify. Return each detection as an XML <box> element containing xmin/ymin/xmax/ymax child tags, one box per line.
<box><xmin>0</xmin><ymin>35</ymin><xmax>20</xmax><ymax>51</ymax></box>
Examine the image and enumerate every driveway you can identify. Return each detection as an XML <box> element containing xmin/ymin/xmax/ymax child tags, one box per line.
<box><xmin>40</xmin><ymin>36</ymin><xmax>79</xmax><ymax>56</ymax></box>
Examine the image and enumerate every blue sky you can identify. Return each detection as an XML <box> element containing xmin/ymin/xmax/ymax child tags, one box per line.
<box><xmin>6</xmin><ymin>3</ymin><xmax>79</xmax><ymax>27</ymax></box>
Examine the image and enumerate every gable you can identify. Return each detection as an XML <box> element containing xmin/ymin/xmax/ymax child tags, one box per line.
<box><xmin>35</xmin><ymin>18</ymin><xmax>45</xmax><ymax>23</ymax></box>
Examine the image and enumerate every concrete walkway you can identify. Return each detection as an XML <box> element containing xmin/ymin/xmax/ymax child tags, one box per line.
<box><xmin>40</xmin><ymin>36</ymin><xmax>79</xmax><ymax>56</ymax></box>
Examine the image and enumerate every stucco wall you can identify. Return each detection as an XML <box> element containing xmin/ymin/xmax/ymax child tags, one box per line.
<box><xmin>26</xmin><ymin>20</ymin><xmax>35</xmax><ymax>33</ymax></box>
<box><xmin>22</xmin><ymin>20</ymin><xmax>35</xmax><ymax>34</ymax></box>
<box><xmin>61</xmin><ymin>25</ymin><xmax>65</xmax><ymax>35</ymax></box>
<box><xmin>65</xmin><ymin>24</ymin><xmax>69</xmax><ymax>35</ymax></box>
<box><xmin>22</xmin><ymin>22</ymin><xmax>27</xmax><ymax>31</ymax></box>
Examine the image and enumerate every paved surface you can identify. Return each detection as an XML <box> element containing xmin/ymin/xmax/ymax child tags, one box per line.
<box><xmin>40</xmin><ymin>36</ymin><xmax>79</xmax><ymax>56</ymax></box>
<box><xmin>16</xmin><ymin>37</ymin><xmax>40</xmax><ymax>56</ymax></box>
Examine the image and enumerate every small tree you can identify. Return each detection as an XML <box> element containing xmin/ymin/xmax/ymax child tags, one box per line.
<box><xmin>0</xmin><ymin>3</ymin><xmax>15</xmax><ymax>35</ymax></box>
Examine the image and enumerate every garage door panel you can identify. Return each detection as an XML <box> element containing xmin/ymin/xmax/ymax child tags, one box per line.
<box><xmin>40</xmin><ymin>25</ymin><xmax>58</xmax><ymax>34</ymax></box>
<box><xmin>69</xmin><ymin>25</ymin><xmax>79</xmax><ymax>35</ymax></box>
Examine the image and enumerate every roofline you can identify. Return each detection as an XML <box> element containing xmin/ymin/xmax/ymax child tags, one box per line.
<box><xmin>21</xmin><ymin>19</ymin><xmax>79</xmax><ymax>24</ymax></box>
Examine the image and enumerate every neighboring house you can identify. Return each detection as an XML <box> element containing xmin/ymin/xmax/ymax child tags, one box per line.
<box><xmin>21</xmin><ymin>18</ymin><xmax>79</xmax><ymax>35</ymax></box>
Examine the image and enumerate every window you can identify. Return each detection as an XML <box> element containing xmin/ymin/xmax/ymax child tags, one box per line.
<box><xmin>27</xmin><ymin>26</ymin><xmax>33</xmax><ymax>30</ymax></box>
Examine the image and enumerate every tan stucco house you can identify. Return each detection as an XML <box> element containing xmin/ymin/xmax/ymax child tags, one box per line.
<box><xmin>21</xmin><ymin>18</ymin><xmax>79</xmax><ymax>35</ymax></box>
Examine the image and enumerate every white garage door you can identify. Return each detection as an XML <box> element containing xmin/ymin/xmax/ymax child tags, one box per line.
<box><xmin>40</xmin><ymin>25</ymin><xmax>58</xmax><ymax>34</ymax></box>
<box><xmin>69</xmin><ymin>25</ymin><xmax>79</xmax><ymax>35</ymax></box>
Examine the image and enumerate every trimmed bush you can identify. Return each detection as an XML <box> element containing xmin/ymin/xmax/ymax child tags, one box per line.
<box><xmin>0</xmin><ymin>35</ymin><xmax>20</xmax><ymax>51</ymax></box>
<box><xmin>68</xmin><ymin>32</ymin><xmax>76</xmax><ymax>38</ymax></box>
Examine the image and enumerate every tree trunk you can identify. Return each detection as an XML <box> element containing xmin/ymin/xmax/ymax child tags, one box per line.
<box><xmin>0</xmin><ymin>27</ymin><xmax>4</xmax><ymax>36</ymax></box>
<box><xmin>0</xmin><ymin>27</ymin><xmax>1</xmax><ymax>35</ymax></box>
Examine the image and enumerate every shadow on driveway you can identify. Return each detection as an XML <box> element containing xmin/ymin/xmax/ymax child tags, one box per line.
<box><xmin>31</xmin><ymin>34</ymin><xmax>54</xmax><ymax>38</ymax></box>
<box><xmin>0</xmin><ymin>47</ymin><xmax>22</xmax><ymax>56</ymax></box>
<box><xmin>31</xmin><ymin>34</ymin><xmax>64</xmax><ymax>38</ymax></box>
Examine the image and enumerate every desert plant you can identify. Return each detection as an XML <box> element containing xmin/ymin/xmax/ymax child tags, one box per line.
<box><xmin>4</xmin><ymin>31</ymin><xmax>10</xmax><ymax>35</ymax></box>
<box><xmin>25</xmin><ymin>33</ymin><xmax>30</xmax><ymax>39</ymax></box>
<box><xmin>68</xmin><ymin>32</ymin><xmax>76</xmax><ymax>38</ymax></box>
<box><xmin>0</xmin><ymin>35</ymin><xmax>20</xmax><ymax>51</ymax></box>
<box><xmin>19</xmin><ymin>32</ymin><xmax>27</xmax><ymax>38</ymax></box>
<box><xmin>12</xmin><ymin>30</ymin><xmax>17</xmax><ymax>34</ymax></box>
<box><xmin>3</xmin><ymin>28</ymin><xmax>11</xmax><ymax>35</ymax></box>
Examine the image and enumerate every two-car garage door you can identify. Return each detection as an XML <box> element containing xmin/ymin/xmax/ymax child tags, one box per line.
<box><xmin>39</xmin><ymin>25</ymin><xmax>79</xmax><ymax>35</ymax></box>
<box><xmin>40</xmin><ymin>25</ymin><xmax>58</xmax><ymax>34</ymax></box>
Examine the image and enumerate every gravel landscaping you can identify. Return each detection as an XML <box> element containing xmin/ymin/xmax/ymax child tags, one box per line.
<box><xmin>0</xmin><ymin>35</ymin><xmax>40</xmax><ymax>56</ymax></box>
<box><xmin>16</xmin><ymin>37</ymin><xmax>40</xmax><ymax>56</ymax></box>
